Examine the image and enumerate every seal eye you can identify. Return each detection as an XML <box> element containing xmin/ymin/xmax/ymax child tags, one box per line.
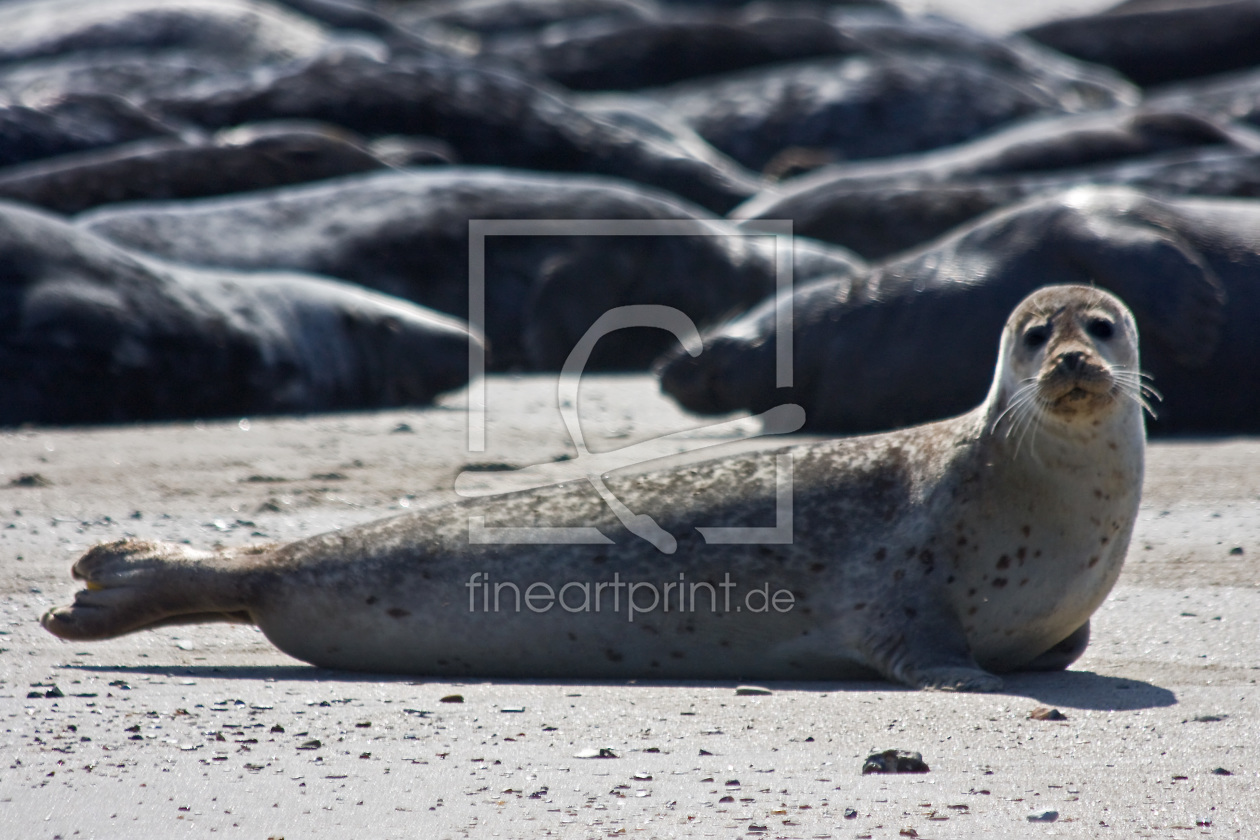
<box><xmin>1087</xmin><ymin>318</ymin><xmax>1114</xmax><ymax>340</ymax></box>
<box><xmin>1023</xmin><ymin>325</ymin><xmax>1049</xmax><ymax>349</ymax></box>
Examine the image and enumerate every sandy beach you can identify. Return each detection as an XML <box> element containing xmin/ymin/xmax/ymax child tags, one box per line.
<box><xmin>2</xmin><ymin>373</ymin><xmax>1258</xmax><ymax>838</ymax></box>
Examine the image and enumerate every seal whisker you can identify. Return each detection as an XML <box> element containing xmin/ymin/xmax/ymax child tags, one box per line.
<box><xmin>1114</xmin><ymin>378</ymin><xmax>1162</xmax><ymax>402</ymax></box>
<box><xmin>998</xmin><ymin>393</ymin><xmax>1036</xmax><ymax>441</ymax></box>
<box><xmin>997</xmin><ymin>387</ymin><xmax>1038</xmax><ymax>438</ymax></box>
<box><xmin>1131</xmin><ymin>389</ymin><xmax>1160</xmax><ymax>419</ymax></box>
<box><xmin>994</xmin><ymin>391</ymin><xmax>1031</xmax><ymax>435</ymax></box>
<box><xmin>1120</xmin><ymin>387</ymin><xmax>1159</xmax><ymax>419</ymax></box>
<box><xmin>1110</xmin><ymin>366</ymin><xmax>1159</xmax><ymax>390</ymax></box>
<box><xmin>992</xmin><ymin>379</ymin><xmax>1040</xmax><ymax>436</ymax></box>
<box><xmin>1017</xmin><ymin>397</ymin><xmax>1048</xmax><ymax>461</ymax></box>
<box><xmin>1109</xmin><ymin>368</ymin><xmax>1162</xmax><ymax>416</ymax></box>
<box><xmin>1008</xmin><ymin>389</ymin><xmax>1047</xmax><ymax>460</ymax></box>
<box><xmin>1110</xmin><ymin>364</ymin><xmax>1155</xmax><ymax>380</ymax></box>
<box><xmin>1104</xmin><ymin>367</ymin><xmax>1160</xmax><ymax>418</ymax></box>
<box><xmin>1113</xmin><ymin>383</ymin><xmax>1157</xmax><ymax>402</ymax></box>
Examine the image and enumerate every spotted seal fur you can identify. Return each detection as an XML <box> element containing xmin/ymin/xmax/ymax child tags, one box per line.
<box><xmin>42</xmin><ymin>285</ymin><xmax>1144</xmax><ymax>691</ymax></box>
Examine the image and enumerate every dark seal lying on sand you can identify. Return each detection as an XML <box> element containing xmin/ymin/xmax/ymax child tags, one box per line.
<box><xmin>662</xmin><ymin>187</ymin><xmax>1252</xmax><ymax>436</ymax></box>
<box><xmin>77</xmin><ymin>167</ymin><xmax>865</xmax><ymax>371</ymax></box>
<box><xmin>0</xmin><ymin>201</ymin><xmax>477</xmax><ymax>425</ymax></box>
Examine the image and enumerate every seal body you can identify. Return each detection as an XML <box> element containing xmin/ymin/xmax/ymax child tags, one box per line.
<box><xmin>730</xmin><ymin>108</ymin><xmax>1258</xmax><ymax>259</ymax></box>
<box><xmin>664</xmin><ymin>186</ymin><xmax>1253</xmax><ymax>435</ymax></box>
<box><xmin>0</xmin><ymin>200</ymin><xmax>477</xmax><ymax>425</ymax></box>
<box><xmin>77</xmin><ymin>167</ymin><xmax>864</xmax><ymax>371</ymax></box>
<box><xmin>1023</xmin><ymin>0</ymin><xmax>1260</xmax><ymax>87</ymax></box>
<box><xmin>43</xmin><ymin>285</ymin><xmax>1146</xmax><ymax>691</ymax></box>
<box><xmin>643</xmin><ymin>51</ymin><xmax>1128</xmax><ymax>174</ymax></box>
<box><xmin>0</xmin><ymin>121</ymin><xmax>403</xmax><ymax>215</ymax></box>
<box><xmin>139</xmin><ymin>49</ymin><xmax>760</xmax><ymax>213</ymax></box>
<box><xmin>0</xmin><ymin>93</ymin><xmax>178</xmax><ymax>168</ymax></box>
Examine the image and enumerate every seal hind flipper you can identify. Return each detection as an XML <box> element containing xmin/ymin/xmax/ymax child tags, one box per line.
<box><xmin>41</xmin><ymin>539</ymin><xmax>263</xmax><ymax>641</ymax></box>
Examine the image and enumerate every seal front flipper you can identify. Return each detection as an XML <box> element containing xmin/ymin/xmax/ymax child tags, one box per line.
<box><xmin>856</xmin><ymin>596</ymin><xmax>1003</xmax><ymax>693</ymax></box>
<box><xmin>1020</xmin><ymin>621</ymin><xmax>1090</xmax><ymax>673</ymax></box>
<box><xmin>41</xmin><ymin>539</ymin><xmax>263</xmax><ymax>641</ymax></box>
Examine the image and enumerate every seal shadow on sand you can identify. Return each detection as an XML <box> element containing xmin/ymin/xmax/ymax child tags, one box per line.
<box><xmin>56</xmin><ymin>665</ymin><xmax>1175</xmax><ymax>712</ymax></box>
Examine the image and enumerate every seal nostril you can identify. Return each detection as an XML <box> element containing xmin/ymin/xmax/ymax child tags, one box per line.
<box><xmin>1058</xmin><ymin>351</ymin><xmax>1085</xmax><ymax>372</ymax></box>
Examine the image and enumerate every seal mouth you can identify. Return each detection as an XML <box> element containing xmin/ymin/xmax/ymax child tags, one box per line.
<box><xmin>1061</xmin><ymin>385</ymin><xmax>1099</xmax><ymax>402</ymax></box>
<box><xmin>1042</xmin><ymin>373</ymin><xmax>1115</xmax><ymax>413</ymax></box>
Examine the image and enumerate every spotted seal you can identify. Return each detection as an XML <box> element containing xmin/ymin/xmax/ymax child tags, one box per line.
<box><xmin>42</xmin><ymin>285</ymin><xmax>1145</xmax><ymax>691</ymax></box>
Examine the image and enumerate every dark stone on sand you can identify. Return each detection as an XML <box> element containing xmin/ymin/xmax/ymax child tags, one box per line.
<box><xmin>862</xmin><ymin>750</ymin><xmax>929</xmax><ymax>774</ymax></box>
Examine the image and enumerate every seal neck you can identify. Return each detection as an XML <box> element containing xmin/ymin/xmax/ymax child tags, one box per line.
<box><xmin>999</xmin><ymin>418</ymin><xmax>1143</xmax><ymax>482</ymax></box>
<box><xmin>981</xmin><ymin>378</ymin><xmax>1145</xmax><ymax>472</ymax></box>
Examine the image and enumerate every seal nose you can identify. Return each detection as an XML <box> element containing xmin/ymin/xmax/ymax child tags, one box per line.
<box><xmin>1056</xmin><ymin>351</ymin><xmax>1086</xmax><ymax>373</ymax></box>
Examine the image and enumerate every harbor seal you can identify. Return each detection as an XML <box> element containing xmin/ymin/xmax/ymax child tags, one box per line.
<box><xmin>43</xmin><ymin>284</ymin><xmax>1145</xmax><ymax>691</ymax></box>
